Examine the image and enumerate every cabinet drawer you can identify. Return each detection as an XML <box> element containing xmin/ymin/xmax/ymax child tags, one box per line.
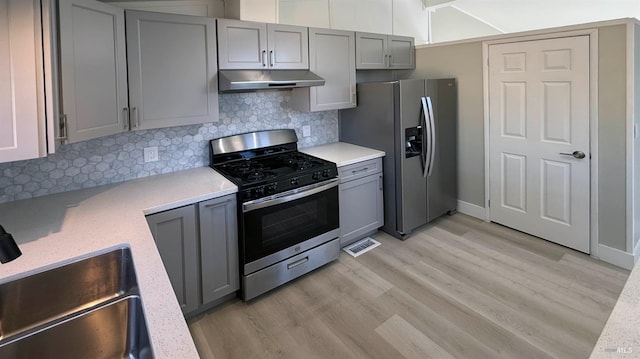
<box><xmin>339</xmin><ymin>158</ymin><xmax>382</xmax><ymax>182</ymax></box>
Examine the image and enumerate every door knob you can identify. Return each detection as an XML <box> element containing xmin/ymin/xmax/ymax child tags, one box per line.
<box><xmin>559</xmin><ymin>151</ymin><xmax>586</xmax><ymax>159</ymax></box>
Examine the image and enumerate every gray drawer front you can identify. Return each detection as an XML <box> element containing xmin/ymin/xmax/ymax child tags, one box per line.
<box><xmin>338</xmin><ymin>158</ymin><xmax>382</xmax><ymax>182</ymax></box>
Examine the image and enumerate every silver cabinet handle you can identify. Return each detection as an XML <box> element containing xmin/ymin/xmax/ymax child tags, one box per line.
<box><xmin>131</xmin><ymin>107</ymin><xmax>139</xmax><ymax>129</ymax></box>
<box><xmin>351</xmin><ymin>167</ymin><xmax>369</xmax><ymax>174</ymax></box>
<box><xmin>559</xmin><ymin>151</ymin><xmax>586</xmax><ymax>159</ymax></box>
<box><xmin>56</xmin><ymin>114</ymin><xmax>68</xmax><ymax>143</ymax></box>
<box><xmin>262</xmin><ymin>50</ymin><xmax>267</xmax><ymax>67</ymax></box>
<box><xmin>270</xmin><ymin>50</ymin><xmax>274</xmax><ymax>67</ymax></box>
<box><xmin>123</xmin><ymin>107</ymin><xmax>129</xmax><ymax>130</ymax></box>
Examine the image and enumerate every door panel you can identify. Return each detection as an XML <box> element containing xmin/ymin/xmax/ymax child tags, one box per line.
<box><xmin>501</xmin><ymin>153</ymin><xmax>526</xmax><ymax>212</ymax></box>
<box><xmin>489</xmin><ymin>35</ymin><xmax>590</xmax><ymax>253</ymax></box>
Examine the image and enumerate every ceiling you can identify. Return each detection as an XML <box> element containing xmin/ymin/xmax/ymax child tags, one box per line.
<box><xmin>435</xmin><ymin>0</ymin><xmax>640</xmax><ymax>33</ymax></box>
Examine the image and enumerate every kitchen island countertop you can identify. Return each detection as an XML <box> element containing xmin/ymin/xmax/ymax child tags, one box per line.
<box><xmin>300</xmin><ymin>142</ymin><xmax>385</xmax><ymax>167</ymax></box>
<box><xmin>0</xmin><ymin>166</ymin><xmax>236</xmax><ymax>358</ymax></box>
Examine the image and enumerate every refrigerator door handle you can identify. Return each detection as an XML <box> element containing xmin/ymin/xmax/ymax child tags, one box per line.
<box><xmin>426</xmin><ymin>96</ymin><xmax>436</xmax><ymax>177</ymax></box>
<box><xmin>421</xmin><ymin>97</ymin><xmax>431</xmax><ymax>178</ymax></box>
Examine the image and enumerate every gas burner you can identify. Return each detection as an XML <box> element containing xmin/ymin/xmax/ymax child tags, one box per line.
<box><xmin>279</xmin><ymin>153</ymin><xmax>323</xmax><ymax>171</ymax></box>
<box><xmin>242</xmin><ymin>170</ymin><xmax>277</xmax><ymax>183</ymax></box>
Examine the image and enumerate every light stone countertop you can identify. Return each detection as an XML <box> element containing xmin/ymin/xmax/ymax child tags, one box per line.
<box><xmin>590</xmin><ymin>261</ymin><xmax>640</xmax><ymax>358</ymax></box>
<box><xmin>300</xmin><ymin>142</ymin><xmax>385</xmax><ymax>167</ymax></box>
<box><xmin>0</xmin><ymin>167</ymin><xmax>237</xmax><ymax>359</ymax></box>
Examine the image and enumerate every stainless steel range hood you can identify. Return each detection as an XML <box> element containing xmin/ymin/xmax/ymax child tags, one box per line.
<box><xmin>218</xmin><ymin>70</ymin><xmax>325</xmax><ymax>92</ymax></box>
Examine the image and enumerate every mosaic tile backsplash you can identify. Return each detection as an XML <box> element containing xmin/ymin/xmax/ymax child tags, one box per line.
<box><xmin>0</xmin><ymin>91</ymin><xmax>338</xmax><ymax>204</ymax></box>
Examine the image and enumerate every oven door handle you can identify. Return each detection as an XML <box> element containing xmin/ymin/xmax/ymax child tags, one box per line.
<box><xmin>243</xmin><ymin>178</ymin><xmax>339</xmax><ymax>213</ymax></box>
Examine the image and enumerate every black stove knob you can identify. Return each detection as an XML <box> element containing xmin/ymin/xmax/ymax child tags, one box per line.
<box><xmin>322</xmin><ymin>169</ymin><xmax>330</xmax><ymax>177</ymax></box>
<box><xmin>290</xmin><ymin>178</ymin><xmax>299</xmax><ymax>186</ymax></box>
<box><xmin>253</xmin><ymin>187</ymin><xmax>265</xmax><ymax>197</ymax></box>
<box><xmin>266</xmin><ymin>183</ymin><xmax>278</xmax><ymax>193</ymax></box>
<box><xmin>312</xmin><ymin>172</ymin><xmax>320</xmax><ymax>180</ymax></box>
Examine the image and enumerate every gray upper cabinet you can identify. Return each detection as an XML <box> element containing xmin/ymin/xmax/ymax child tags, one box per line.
<box><xmin>217</xmin><ymin>18</ymin><xmax>308</xmax><ymax>70</ymax></box>
<box><xmin>198</xmin><ymin>194</ymin><xmax>239</xmax><ymax>305</ymax></box>
<box><xmin>146</xmin><ymin>204</ymin><xmax>199</xmax><ymax>315</ymax></box>
<box><xmin>126</xmin><ymin>11</ymin><xmax>219</xmax><ymax>130</ymax></box>
<box><xmin>290</xmin><ymin>27</ymin><xmax>356</xmax><ymax>112</ymax></box>
<box><xmin>388</xmin><ymin>35</ymin><xmax>415</xmax><ymax>68</ymax></box>
<box><xmin>0</xmin><ymin>0</ymin><xmax>46</xmax><ymax>163</ymax></box>
<box><xmin>355</xmin><ymin>32</ymin><xmax>414</xmax><ymax>69</ymax></box>
<box><xmin>57</xmin><ymin>0</ymin><xmax>219</xmax><ymax>144</ymax></box>
<box><xmin>58</xmin><ymin>0</ymin><xmax>129</xmax><ymax>143</ymax></box>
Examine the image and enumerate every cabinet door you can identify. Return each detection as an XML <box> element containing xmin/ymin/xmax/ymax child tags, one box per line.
<box><xmin>388</xmin><ymin>35</ymin><xmax>415</xmax><ymax>69</ymax></box>
<box><xmin>199</xmin><ymin>195</ymin><xmax>239</xmax><ymax>304</ymax></box>
<box><xmin>355</xmin><ymin>32</ymin><xmax>387</xmax><ymax>69</ymax></box>
<box><xmin>58</xmin><ymin>0</ymin><xmax>128</xmax><ymax>143</ymax></box>
<box><xmin>126</xmin><ymin>11</ymin><xmax>219</xmax><ymax>130</ymax></box>
<box><xmin>339</xmin><ymin>173</ymin><xmax>384</xmax><ymax>247</ymax></box>
<box><xmin>0</xmin><ymin>0</ymin><xmax>44</xmax><ymax>163</ymax></box>
<box><xmin>146</xmin><ymin>205</ymin><xmax>199</xmax><ymax>315</ymax></box>
<box><xmin>306</xmin><ymin>28</ymin><xmax>355</xmax><ymax>111</ymax></box>
<box><xmin>217</xmin><ymin>18</ymin><xmax>267</xmax><ymax>69</ymax></box>
<box><xmin>267</xmin><ymin>24</ymin><xmax>309</xmax><ymax>69</ymax></box>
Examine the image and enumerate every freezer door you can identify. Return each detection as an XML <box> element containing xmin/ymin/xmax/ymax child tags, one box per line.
<box><xmin>397</xmin><ymin>79</ymin><xmax>428</xmax><ymax>234</ymax></box>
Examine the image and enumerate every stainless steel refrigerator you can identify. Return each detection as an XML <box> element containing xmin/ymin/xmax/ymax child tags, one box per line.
<box><xmin>339</xmin><ymin>79</ymin><xmax>457</xmax><ymax>239</ymax></box>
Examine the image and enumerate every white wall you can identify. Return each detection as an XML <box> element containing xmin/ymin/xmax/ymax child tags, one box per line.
<box><xmin>430</xmin><ymin>6</ymin><xmax>502</xmax><ymax>43</ymax></box>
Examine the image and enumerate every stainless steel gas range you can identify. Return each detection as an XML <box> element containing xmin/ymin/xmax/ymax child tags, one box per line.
<box><xmin>209</xmin><ymin>129</ymin><xmax>340</xmax><ymax>301</ymax></box>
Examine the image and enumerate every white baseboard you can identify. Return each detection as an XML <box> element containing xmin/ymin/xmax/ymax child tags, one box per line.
<box><xmin>456</xmin><ymin>200</ymin><xmax>486</xmax><ymax>220</ymax></box>
<box><xmin>634</xmin><ymin>239</ymin><xmax>640</xmax><ymax>264</ymax></box>
<box><xmin>597</xmin><ymin>244</ymin><xmax>635</xmax><ymax>270</ymax></box>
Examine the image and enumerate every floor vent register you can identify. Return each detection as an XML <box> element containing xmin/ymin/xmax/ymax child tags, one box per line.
<box><xmin>343</xmin><ymin>237</ymin><xmax>381</xmax><ymax>257</ymax></box>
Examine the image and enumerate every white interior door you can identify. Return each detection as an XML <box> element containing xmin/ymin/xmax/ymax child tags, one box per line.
<box><xmin>488</xmin><ymin>36</ymin><xmax>590</xmax><ymax>253</ymax></box>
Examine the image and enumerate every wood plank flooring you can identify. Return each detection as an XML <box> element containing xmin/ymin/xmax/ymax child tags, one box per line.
<box><xmin>188</xmin><ymin>214</ymin><xmax>629</xmax><ymax>359</ymax></box>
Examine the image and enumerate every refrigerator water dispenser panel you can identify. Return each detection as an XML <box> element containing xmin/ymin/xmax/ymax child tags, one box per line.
<box><xmin>405</xmin><ymin>126</ymin><xmax>422</xmax><ymax>158</ymax></box>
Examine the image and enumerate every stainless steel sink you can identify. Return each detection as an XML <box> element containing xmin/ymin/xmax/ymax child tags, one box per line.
<box><xmin>0</xmin><ymin>247</ymin><xmax>154</xmax><ymax>359</ymax></box>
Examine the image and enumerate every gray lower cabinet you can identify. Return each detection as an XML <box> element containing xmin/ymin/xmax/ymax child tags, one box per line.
<box><xmin>146</xmin><ymin>194</ymin><xmax>238</xmax><ymax>316</ymax></box>
<box><xmin>198</xmin><ymin>195</ymin><xmax>239</xmax><ymax>304</ymax></box>
<box><xmin>338</xmin><ymin>158</ymin><xmax>384</xmax><ymax>247</ymax></box>
<box><xmin>146</xmin><ymin>204</ymin><xmax>199</xmax><ymax>314</ymax></box>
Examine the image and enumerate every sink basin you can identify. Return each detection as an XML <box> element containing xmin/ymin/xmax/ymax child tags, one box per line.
<box><xmin>0</xmin><ymin>247</ymin><xmax>154</xmax><ymax>359</ymax></box>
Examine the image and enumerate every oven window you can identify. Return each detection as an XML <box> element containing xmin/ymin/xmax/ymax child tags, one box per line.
<box><xmin>243</xmin><ymin>186</ymin><xmax>339</xmax><ymax>264</ymax></box>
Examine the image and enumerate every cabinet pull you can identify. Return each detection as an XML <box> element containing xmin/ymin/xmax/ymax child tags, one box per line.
<box><xmin>123</xmin><ymin>108</ymin><xmax>129</xmax><ymax>130</ymax></box>
<box><xmin>388</xmin><ymin>54</ymin><xmax>392</xmax><ymax>67</ymax></box>
<box><xmin>379</xmin><ymin>175</ymin><xmax>383</xmax><ymax>190</ymax></box>
<box><xmin>55</xmin><ymin>114</ymin><xmax>68</xmax><ymax>144</ymax></box>
<box><xmin>262</xmin><ymin>50</ymin><xmax>267</xmax><ymax>67</ymax></box>
<box><xmin>131</xmin><ymin>107</ymin><xmax>139</xmax><ymax>129</ymax></box>
<box><xmin>351</xmin><ymin>167</ymin><xmax>369</xmax><ymax>174</ymax></box>
<box><xmin>287</xmin><ymin>256</ymin><xmax>309</xmax><ymax>270</ymax></box>
<box><xmin>269</xmin><ymin>50</ymin><xmax>274</xmax><ymax>67</ymax></box>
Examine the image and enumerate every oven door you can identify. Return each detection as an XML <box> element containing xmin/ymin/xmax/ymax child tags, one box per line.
<box><xmin>242</xmin><ymin>178</ymin><xmax>340</xmax><ymax>274</ymax></box>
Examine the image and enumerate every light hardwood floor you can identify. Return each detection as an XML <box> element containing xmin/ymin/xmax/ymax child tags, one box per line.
<box><xmin>188</xmin><ymin>214</ymin><xmax>629</xmax><ymax>359</ymax></box>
